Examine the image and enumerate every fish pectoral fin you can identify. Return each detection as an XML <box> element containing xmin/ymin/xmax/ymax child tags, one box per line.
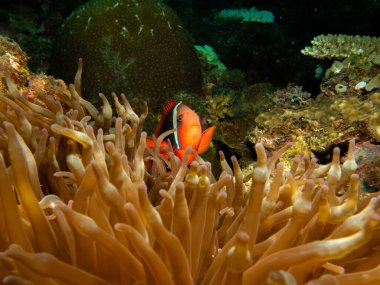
<box><xmin>197</xmin><ymin>125</ymin><xmax>216</xmax><ymax>154</ymax></box>
<box><xmin>146</xmin><ymin>138</ymin><xmax>170</xmax><ymax>151</ymax></box>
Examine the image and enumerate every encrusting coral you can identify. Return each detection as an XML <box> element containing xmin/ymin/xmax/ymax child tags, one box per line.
<box><xmin>1</xmin><ymin>63</ymin><xmax>380</xmax><ymax>285</ymax></box>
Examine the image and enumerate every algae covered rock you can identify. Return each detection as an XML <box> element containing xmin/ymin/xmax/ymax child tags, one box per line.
<box><xmin>0</xmin><ymin>36</ymin><xmax>30</xmax><ymax>93</ymax></box>
<box><xmin>50</xmin><ymin>0</ymin><xmax>202</xmax><ymax>112</ymax></box>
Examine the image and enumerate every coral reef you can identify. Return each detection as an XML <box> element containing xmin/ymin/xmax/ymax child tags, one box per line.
<box><xmin>49</xmin><ymin>0</ymin><xmax>202</xmax><ymax>112</ymax></box>
<box><xmin>249</xmin><ymin>36</ymin><xmax>380</xmax><ymax>165</ymax></box>
<box><xmin>270</xmin><ymin>84</ymin><xmax>312</xmax><ymax>109</ymax></box>
<box><xmin>315</xmin><ymin>35</ymin><xmax>380</xmax><ymax>146</ymax></box>
<box><xmin>251</xmin><ymin>91</ymin><xmax>380</xmax><ymax>163</ymax></box>
<box><xmin>1</xmin><ymin>13</ymin><xmax>380</xmax><ymax>285</ymax></box>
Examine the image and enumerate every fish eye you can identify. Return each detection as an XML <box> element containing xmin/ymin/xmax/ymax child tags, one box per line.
<box><xmin>178</xmin><ymin>115</ymin><xmax>183</xmax><ymax>122</ymax></box>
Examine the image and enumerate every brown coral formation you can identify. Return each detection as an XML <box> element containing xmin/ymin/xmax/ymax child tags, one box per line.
<box><xmin>50</xmin><ymin>0</ymin><xmax>202</xmax><ymax>112</ymax></box>
<box><xmin>206</xmin><ymin>92</ymin><xmax>235</xmax><ymax>124</ymax></box>
<box><xmin>0</xmin><ymin>63</ymin><xmax>380</xmax><ymax>284</ymax></box>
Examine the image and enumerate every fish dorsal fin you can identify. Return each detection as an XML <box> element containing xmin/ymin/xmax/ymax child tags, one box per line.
<box><xmin>162</xmin><ymin>100</ymin><xmax>176</xmax><ymax>117</ymax></box>
<box><xmin>198</xmin><ymin>125</ymin><xmax>216</xmax><ymax>154</ymax></box>
<box><xmin>155</xmin><ymin>100</ymin><xmax>176</xmax><ymax>136</ymax></box>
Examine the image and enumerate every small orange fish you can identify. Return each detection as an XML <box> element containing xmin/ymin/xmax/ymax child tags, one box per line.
<box><xmin>147</xmin><ymin>100</ymin><xmax>216</xmax><ymax>164</ymax></box>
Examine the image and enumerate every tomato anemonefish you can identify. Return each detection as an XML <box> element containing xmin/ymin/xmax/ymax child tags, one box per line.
<box><xmin>146</xmin><ymin>100</ymin><xmax>216</xmax><ymax>164</ymax></box>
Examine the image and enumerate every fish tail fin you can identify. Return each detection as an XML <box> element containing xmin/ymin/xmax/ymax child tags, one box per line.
<box><xmin>198</xmin><ymin>125</ymin><xmax>216</xmax><ymax>154</ymax></box>
<box><xmin>175</xmin><ymin>149</ymin><xmax>195</xmax><ymax>165</ymax></box>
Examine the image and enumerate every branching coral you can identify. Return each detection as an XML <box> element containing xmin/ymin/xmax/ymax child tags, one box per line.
<box><xmin>0</xmin><ymin>65</ymin><xmax>380</xmax><ymax>284</ymax></box>
<box><xmin>301</xmin><ymin>34</ymin><xmax>380</xmax><ymax>61</ymax></box>
<box><xmin>217</xmin><ymin>7</ymin><xmax>275</xmax><ymax>24</ymax></box>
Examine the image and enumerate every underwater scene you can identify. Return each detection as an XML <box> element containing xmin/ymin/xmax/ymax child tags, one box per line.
<box><xmin>0</xmin><ymin>0</ymin><xmax>379</xmax><ymax>284</ymax></box>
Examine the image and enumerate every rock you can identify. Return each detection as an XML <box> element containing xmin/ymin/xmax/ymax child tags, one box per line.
<box><xmin>49</xmin><ymin>0</ymin><xmax>202</xmax><ymax>113</ymax></box>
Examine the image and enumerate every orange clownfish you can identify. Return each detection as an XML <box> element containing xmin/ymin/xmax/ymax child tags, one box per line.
<box><xmin>147</xmin><ymin>100</ymin><xmax>216</xmax><ymax>164</ymax></box>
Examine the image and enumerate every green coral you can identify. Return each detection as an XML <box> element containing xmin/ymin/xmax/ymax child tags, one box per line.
<box><xmin>50</xmin><ymin>0</ymin><xmax>202</xmax><ymax>112</ymax></box>
<box><xmin>195</xmin><ymin>44</ymin><xmax>226</xmax><ymax>72</ymax></box>
<box><xmin>217</xmin><ymin>7</ymin><xmax>275</xmax><ymax>23</ymax></box>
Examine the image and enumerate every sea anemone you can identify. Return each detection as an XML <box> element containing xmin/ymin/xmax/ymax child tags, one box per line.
<box><xmin>0</xmin><ymin>64</ymin><xmax>380</xmax><ymax>284</ymax></box>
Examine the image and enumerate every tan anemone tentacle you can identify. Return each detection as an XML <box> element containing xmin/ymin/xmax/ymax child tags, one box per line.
<box><xmin>60</xmin><ymin>203</ymin><xmax>146</xmax><ymax>283</ymax></box>
<box><xmin>3</xmin><ymin>122</ymin><xmax>59</xmax><ymax>256</ymax></box>
<box><xmin>138</xmin><ymin>183</ymin><xmax>193</xmax><ymax>285</ymax></box>
<box><xmin>51</xmin><ymin>123</ymin><xmax>93</xmax><ymax>165</ymax></box>
<box><xmin>0</xmin><ymin>154</ymin><xmax>33</xmax><ymax>251</ymax></box>
<box><xmin>115</xmin><ymin>223</ymin><xmax>174</xmax><ymax>285</ymax></box>
<box><xmin>5</xmin><ymin>244</ymin><xmax>109</xmax><ymax>285</ymax></box>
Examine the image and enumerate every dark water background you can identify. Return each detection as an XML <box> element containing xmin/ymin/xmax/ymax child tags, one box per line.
<box><xmin>0</xmin><ymin>0</ymin><xmax>378</xmax><ymax>93</ymax></box>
